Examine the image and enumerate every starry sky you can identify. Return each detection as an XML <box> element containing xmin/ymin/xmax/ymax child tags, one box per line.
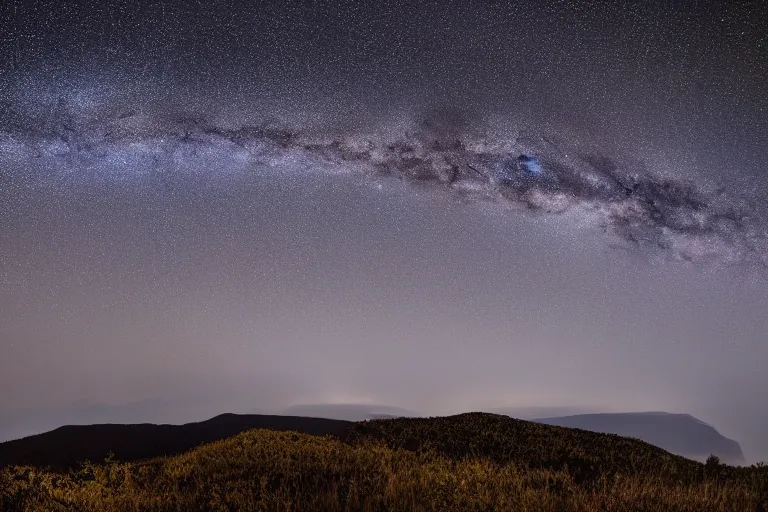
<box><xmin>1</xmin><ymin>0</ymin><xmax>768</xmax><ymax>462</ymax></box>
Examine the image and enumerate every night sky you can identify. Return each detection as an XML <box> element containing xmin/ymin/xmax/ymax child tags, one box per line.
<box><xmin>1</xmin><ymin>1</ymin><xmax>768</xmax><ymax>463</ymax></box>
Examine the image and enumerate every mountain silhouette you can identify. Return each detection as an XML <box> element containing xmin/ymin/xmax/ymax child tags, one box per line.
<box><xmin>0</xmin><ymin>413</ymin><xmax>350</xmax><ymax>471</ymax></box>
<box><xmin>533</xmin><ymin>412</ymin><xmax>745</xmax><ymax>464</ymax></box>
<box><xmin>1</xmin><ymin>409</ymin><xmax>747</xmax><ymax>471</ymax></box>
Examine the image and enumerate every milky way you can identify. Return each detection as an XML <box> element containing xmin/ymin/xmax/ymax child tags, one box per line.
<box><xmin>2</xmin><ymin>0</ymin><xmax>766</xmax><ymax>270</ymax></box>
<box><xmin>2</xmin><ymin>98</ymin><xmax>766</xmax><ymax>269</ymax></box>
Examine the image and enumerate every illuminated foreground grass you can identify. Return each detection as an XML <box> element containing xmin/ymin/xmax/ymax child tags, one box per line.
<box><xmin>3</xmin><ymin>426</ymin><xmax>767</xmax><ymax>511</ymax></box>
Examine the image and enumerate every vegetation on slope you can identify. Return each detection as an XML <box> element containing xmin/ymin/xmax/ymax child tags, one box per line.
<box><xmin>347</xmin><ymin>413</ymin><xmax>740</xmax><ymax>486</ymax></box>
<box><xmin>2</xmin><ymin>413</ymin><xmax>767</xmax><ymax>511</ymax></box>
<box><xmin>0</xmin><ymin>413</ymin><xmax>351</xmax><ymax>471</ymax></box>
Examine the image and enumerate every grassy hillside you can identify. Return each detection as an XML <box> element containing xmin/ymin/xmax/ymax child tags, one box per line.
<box><xmin>2</xmin><ymin>413</ymin><xmax>767</xmax><ymax>511</ymax></box>
<box><xmin>0</xmin><ymin>413</ymin><xmax>351</xmax><ymax>471</ymax></box>
<box><xmin>346</xmin><ymin>413</ymin><xmax>732</xmax><ymax>486</ymax></box>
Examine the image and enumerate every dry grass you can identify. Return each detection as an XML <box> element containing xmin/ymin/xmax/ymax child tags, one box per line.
<box><xmin>2</xmin><ymin>424</ymin><xmax>767</xmax><ymax>512</ymax></box>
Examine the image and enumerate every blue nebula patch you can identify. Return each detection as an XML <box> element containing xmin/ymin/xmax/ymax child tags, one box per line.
<box><xmin>518</xmin><ymin>154</ymin><xmax>543</xmax><ymax>175</ymax></box>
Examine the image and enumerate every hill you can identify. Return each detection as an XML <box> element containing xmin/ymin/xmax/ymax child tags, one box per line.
<box><xmin>0</xmin><ymin>398</ymin><xmax>214</xmax><ymax>444</ymax></box>
<box><xmin>2</xmin><ymin>413</ymin><xmax>768</xmax><ymax>511</ymax></box>
<box><xmin>0</xmin><ymin>413</ymin><xmax>350</xmax><ymax>471</ymax></box>
<box><xmin>347</xmin><ymin>412</ymin><xmax>711</xmax><ymax>486</ymax></box>
<box><xmin>534</xmin><ymin>412</ymin><xmax>745</xmax><ymax>464</ymax></box>
<box><xmin>0</xmin><ymin>411</ymin><xmax>749</xmax><ymax>482</ymax></box>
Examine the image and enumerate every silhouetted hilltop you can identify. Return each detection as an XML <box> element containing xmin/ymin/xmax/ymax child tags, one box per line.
<box><xmin>0</xmin><ymin>413</ymin><xmax>350</xmax><ymax>471</ymax></box>
<box><xmin>533</xmin><ymin>412</ymin><xmax>745</xmax><ymax>464</ymax></box>
<box><xmin>5</xmin><ymin>424</ymin><xmax>768</xmax><ymax>511</ymax></box>
<box><xmin>346</xmin><ymin>412</ymin><xmax>717</xmax><ymax>486</ymax></box>
<box><xmin>0</xmin><ymin>398</ymin><xmax>215</xmax><ymax>443</ymax></box>
<box><xmin>0</xmin><ymin>411</ymin><xmax>751</xmax><ymax>484</ymax></box>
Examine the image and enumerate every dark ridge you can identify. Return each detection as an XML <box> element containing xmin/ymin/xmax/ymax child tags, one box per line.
<box><xmin>345</xmin><ymin>412</ymin><xmax>715</xmax><ymax>487</ymax></box>
<box><xmin>0</xmin><ymin>413</ymin><xmax>351</xmax><ymax>471</ymax></box>
<box><xmin>533</xmin><ymin>412</ymin><xmax>745</xmax><ymax>464</ymax></box>
<box><xmin>0</xmin><ymin>410</ymin><xmax>753</xmax><ymax>487</ymax></box>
